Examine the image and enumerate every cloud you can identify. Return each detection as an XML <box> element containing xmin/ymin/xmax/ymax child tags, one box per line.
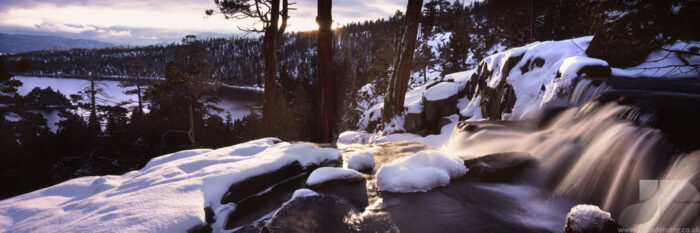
<box><xmin>0</xmin><ymin>0</ymin><xmax>408</xmax><ymax>45</ymax></box>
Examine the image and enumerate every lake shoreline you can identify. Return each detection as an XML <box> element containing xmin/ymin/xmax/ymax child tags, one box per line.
<box><xmin>11</xmin><ymin>73</ymin><xmax>264</xmax><ymax>92</ymax></box>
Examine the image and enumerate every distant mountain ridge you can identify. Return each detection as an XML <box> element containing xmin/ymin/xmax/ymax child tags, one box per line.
<box><xmin>0</xmin><ymin>33</ymin><xmax>115</xmax><ymax>53</ymax></box>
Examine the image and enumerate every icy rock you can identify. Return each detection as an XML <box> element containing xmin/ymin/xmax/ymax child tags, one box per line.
<box><xmin>564</xmin><ymin>205</ymin><xmax>621</xmax><ymax>233</ymax></box>
<box><xmin>463</xmin><ymin>152</ymin><xmax>535</xmax><ymax>182</ymax></box>
<box><xmin>306</xmin><ymin>167</ymin><xmax>364</xmax><ymax>187</ymax></box>
<box><xmin>345</xmin><ymin>151</ymin><xmax>375</xmax><ymax>172</ymax></box>
<box><xmin>264</xmin><ymin>194</ymin><xmax>397</xmax><ymax>233</ymax></box>
<box><xmin>377</xmin><ymin>150</ymin><xmax>467</xmax><ymax>193</ymax></box>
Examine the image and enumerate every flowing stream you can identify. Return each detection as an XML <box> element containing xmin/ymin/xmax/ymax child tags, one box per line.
<box><xmin>441</xmin><ymin>77</ymin><xmax>700</xmax><ymax>231</ymax></box>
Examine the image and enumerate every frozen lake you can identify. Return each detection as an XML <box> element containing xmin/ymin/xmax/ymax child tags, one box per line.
<box><xmin>15</xmin><ymin>76</ymin><xmax>263</xmax><ymax>130</ymax></box>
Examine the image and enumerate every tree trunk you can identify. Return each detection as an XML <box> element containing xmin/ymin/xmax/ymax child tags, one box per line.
<box><xmin>383</xmin><ymin>0</ymin><xmax>423</xmax><ymax>122</ymax></box>
<box><xmin>89</xmin><ymin>74</ymin><xmax>99</xmax><ymax>133</ymax></box>
<box><xmin>136</xmin><ymin>77</ymin><xmax>143</xmax><ymax>116</ymax></box>
<box><xmin>262</xmin><ymin>0</ymin><xmax>280</xmax><ymax>135</ymax></box>
<box><xmin>317</xmin><ymin>0</ymin><xmax>334</xmax><ymax>142</ymax></box>
<box><xmin>187</xmin><ymin>101</ymin><xmax>196</xmax><ymax>144</ymax></box>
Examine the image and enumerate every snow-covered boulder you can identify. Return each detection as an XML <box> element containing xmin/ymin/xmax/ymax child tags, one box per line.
<box><xmin>306</xmin><ymin>167</ymin><xmax>364</xmax><ymax>187</ymax></box>
<box><xmin>337</xmin><ymin>130</ymin><xmax>369</xmax><ymax>146</ymax></box>
<box><xmin>344</xmin><ymin>151</ymin><xmax>375</xmax><ymax>172</ymax></box>
<box><xmin>423</xmin><ymin>82</ymin><xmax>460</xmax><ymax>123</ymax></box>
<box><xmin>0</xmin><ymin>138</ymin><xmax>341</xmax><ymax>233</ymax></box>
<box><xmin>463</xmin><ymin>36</ymin><xmax>612</xmax><ymax>120</ymax></box>
<box><xmin>376</xmin><ymin>150</ymin><xmax>467</xmax><ymax>193</ymax></box>
<box><xmin>564</xmin><ymin>205</ymin><xmax>620</xmax><ymax>233</ymax></box>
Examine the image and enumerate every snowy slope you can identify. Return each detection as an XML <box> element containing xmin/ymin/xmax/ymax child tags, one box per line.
<box><xmin>0</xmin><ymin>138</ymin><xmax>341</xmax><ymax>233</ymax></box>
<box><xmin>352</xmin><ymin>36</ymin><xmax>699</xmax><ymax>149</ymax></box>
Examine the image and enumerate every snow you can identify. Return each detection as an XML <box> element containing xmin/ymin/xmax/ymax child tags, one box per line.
<box><xmin>368</xmin><ymin>114</ymin><xmax>460</xmax><ymax>148</ymax></box>
<box><xmin>566</xmin><ymin>204</ymin><xmax>612</xmax><ymax>232</ymax></box>
<box><xmin>0</xmin><ymin>138</ymin><xmax>341</xmax><ymax>233</ymax></box>
<box><xmin>559</xmin><ymin>56</ymin><xmax>609</xmax><ymax>79</ymax></box>
<box><xmin>290</xmin><ymin>188</ymin><xmax>318</xmax><ymax>199</ymax></box>
<box><xmin>306</xmin><ymin>167</ymin><xmax>363</xmax><ymax>186</ymax></box>
<box><xmin>344</xmin><ymin>151</ymin><xmax>375</xmax><ymax>172</ymax></box>
<box><xmin>424</xmin><ymin>82</ymin><xmax>459</xmax><ymax>101</ymax></box>
<box><xmin>337</xmin><ymin>131</ymin><xmax>369</xmax><ymax>147</ymax></box>
<box><xmin>404</xmin><ymin>84</ymin><xmax>427</xmax><ymax>114</ymax></box>
<box><xmin>376</xmin><ymin>150</ymin><xmax>467</xmax><ymax>193</ymax></box>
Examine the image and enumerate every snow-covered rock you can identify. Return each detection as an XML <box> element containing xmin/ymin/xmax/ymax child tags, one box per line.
<box><xmin>0</xmin><ymin>138</ymin><xmax>341</xmax><ymax>233</ymax></box>
<box><xmin>306</xmin><ymin>167</ymin><xmax>363</xmax><ymax>186</ymax></box>
<box><xmin>376</xmin><ymin>150</ymin><xmax>467</xmax><ymax>193</ymax></box>
<box><xmin>564</xmin><ymin>205</ymin><xmax>613</xmax><ymax>233</ymax></box>
<box><xmin>424</xmin><ymin>82</ymin><xmax>459</xmax><ymax>101</ymax></box>
<box><xmin>345</xmin><ymin>151</ymin><xmax>375</xmax><ymax>172</ymax></box>
<box><xmin>337</xmin><ymin>130</ymin><xmax>369</xmax><ymax>147</ymax></box>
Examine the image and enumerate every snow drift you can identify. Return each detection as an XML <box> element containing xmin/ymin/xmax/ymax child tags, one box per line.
<box><xmin>0</xmin><ymin>138</ymin><xmax>341</xmax><ymax>233</ymax></box>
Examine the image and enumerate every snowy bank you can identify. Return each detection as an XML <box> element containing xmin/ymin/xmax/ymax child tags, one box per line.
<box><xmin>0</xmin><ymin>138</ymin><xmax>341</xmax><ymax>233</ymax></box>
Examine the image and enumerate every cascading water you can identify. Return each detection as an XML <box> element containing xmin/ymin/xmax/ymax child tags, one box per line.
<box><xmin>443</xmin><ymin>78</ymin><xmax>700</xmax><ymax>232</ymax></box>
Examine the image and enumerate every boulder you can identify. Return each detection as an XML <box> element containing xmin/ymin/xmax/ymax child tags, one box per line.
<box><xmin>264</xmin><ymin>194</ymin><xmax>397</xmax><ymax>233</ymax></box>
<box><xmin>404</xmin><ymin>112</ymin><xmax>425</xmax><ymax>134</ymax></box>
<box><xmin>423</xmin><ymin>92</ymin><xmax>459</xmax><ymax>123</ymax></box>
<box><xmin>308</xmin><ymin>179</ymin><xmax>369</xmax><ymax>212</ymax></box>
<box><xmin>564</xmin><ymin>205</ymin><xmax>623</xmax><ymax>233</ymax></box>
<box><xmin>463</xmin><ymin>152</ymin><xmax>535</xmax><ymax>182</ymax></box>
<box><xmin>438</xmin><ymin>116</ymin><xmax>453</xmax><ymax>130</ymax></box>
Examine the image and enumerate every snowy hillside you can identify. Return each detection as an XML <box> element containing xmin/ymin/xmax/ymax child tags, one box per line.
<box><xmin>355</xmin><ymin>36</ymin><xmax>700</xmax><ymax>138</ymax></box>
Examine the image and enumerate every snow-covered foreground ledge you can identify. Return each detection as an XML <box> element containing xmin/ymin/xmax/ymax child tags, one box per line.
<box><xmin>0</xmin><ymin>138</ymin><xmax>340</xmax><ymax>233</ymax></box>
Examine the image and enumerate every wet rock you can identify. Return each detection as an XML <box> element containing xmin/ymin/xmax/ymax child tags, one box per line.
<box><xmin>263</xmin><ymin>194</ymin><xmax>396</xmax><ymax>233</ymax></box>
<box><xmin>463</xmin><ymin>152</ymin><xmax>535</xmax><ymax>182</ymax></box>
<box><xmin>576</xmin><ymin>65</ymin><xmax>611</xmax><ymax>78</ymax></box>
<box><xmin>564</xmin><ymin>205</ymin><xmax>622</xmax><ymax>233</ymax></box>
<box><xmin>225</xmin><ymin>173</ymin><xmax>308</xmax><ymax>229</ymax></box>
<box><xmin>308</xmin><ymin>179</ymin><xmax>369</xmax><ymax>211</ymax></box>
<box><xmin>220</xmin><ymin>161</ymin><xmax>304</xmax><ymax>204</ymax></box>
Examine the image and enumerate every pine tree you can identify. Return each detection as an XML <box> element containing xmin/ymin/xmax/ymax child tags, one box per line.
<box><xmin>209</xmin><ymin>0</ymin><xmax>291</xmax><ymax>136</ymax></box>
<box><xmin>146</xmin><ymin>35</ymin><xmax>218</xmax><ymax>145</ymax></box>
<box><xmin>382</xmin><ymin>0</ymin><xmax>424</xmax><ymax>122</ymax></box>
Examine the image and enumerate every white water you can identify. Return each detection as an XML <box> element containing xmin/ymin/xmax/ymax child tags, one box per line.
<box><xmin>443</xmin><ymin>83</ymin><xmax>699</xmax><ymax>231</ymax></box>
<box><xmin>14</xmin><ymin>76</ymin><xmax>262</xmax><ymax>130</ymax></box>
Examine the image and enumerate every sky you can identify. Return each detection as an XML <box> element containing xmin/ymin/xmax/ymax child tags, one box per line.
<box><xmin>0</xmin><ymin>0</ymin><xmax>410</xmax><ymax>46</ymax></box>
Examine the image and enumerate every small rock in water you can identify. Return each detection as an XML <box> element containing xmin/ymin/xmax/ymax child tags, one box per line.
<box><xmin>565</xmin><ymin>204</ymin><xmax>622</xmax><ymax>233</ymax></box>
<box><xmin>306</xmin><ymin>167</ymin><xmax>364</xmax><ymax>187</ymax></box>
<box><xmin>463</xmin><ymin>152</ymin><xmax>535</xmax><ymax>182</ymax></box>
<box><xmin>345</xmin><ymin>151</ymin><xmax>375</xmax><ymax>173</ymax></box>
<box><xmin>264</xmin><ymin>194</ymin><xmax>397</xmax><ymax>233</ymax></box>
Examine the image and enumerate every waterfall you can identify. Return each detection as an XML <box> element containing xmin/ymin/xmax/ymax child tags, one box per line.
<box><xmin>443</xmin><ymin>78</ymin><xmax>700</xmax><ymax>231</ymax></box>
